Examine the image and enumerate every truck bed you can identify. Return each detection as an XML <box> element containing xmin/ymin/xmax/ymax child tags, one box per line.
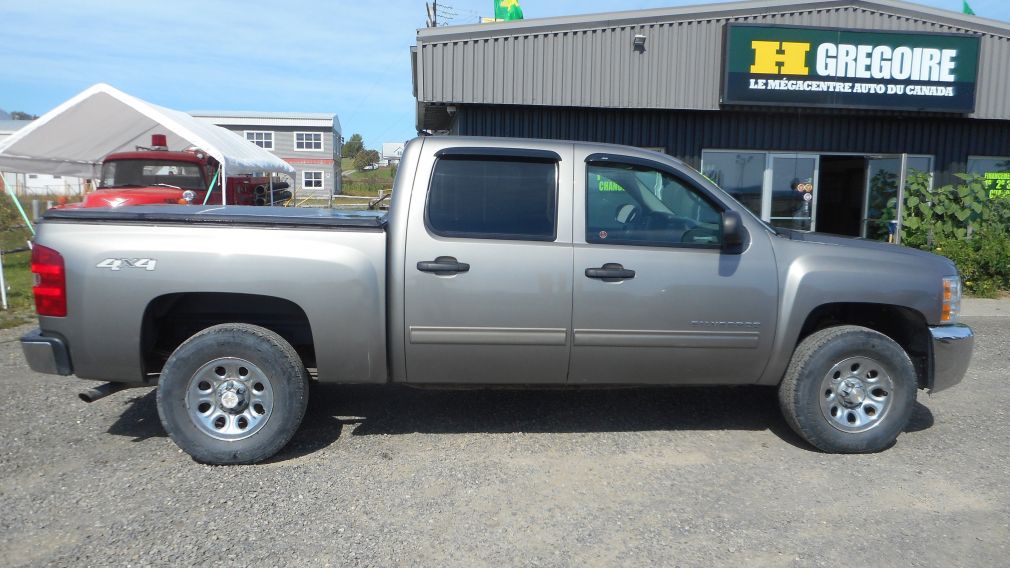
<box><xmin>43</xmin><ymin>205</ymin><xmax>387</xmax><ymax>230</ymax></box>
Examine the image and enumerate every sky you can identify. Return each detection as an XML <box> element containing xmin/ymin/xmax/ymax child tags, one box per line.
<box><xmin>1</xmin><ymin>0</ymin><xmax>1007</xmax><ymax>150</ymax></box>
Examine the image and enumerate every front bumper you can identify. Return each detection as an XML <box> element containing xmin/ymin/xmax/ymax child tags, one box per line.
<box><xmin>20</xmin><ymin>328</ymin><xmax>73</xmax><ymax>376</ymax></box>
<box><xmin>928</xmin><ymin>323</ymin><xmax>974</xmax><ymax>393</ymax></box>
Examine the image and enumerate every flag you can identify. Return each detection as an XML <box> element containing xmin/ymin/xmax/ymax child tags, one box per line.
<box><xmin>494</xmin><ymin>0</ymin><xmax>524</xmax><ymax>21</ymax></box>
<box><xmin>962</xmin><ymin>0</ymin><xmax>975</xmax><ymax>15</ymax></box>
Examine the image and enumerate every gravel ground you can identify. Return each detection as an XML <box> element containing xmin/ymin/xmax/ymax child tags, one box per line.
<box><xmin>1</xmin><ymin>315</ymin><xmax>1008</xmax><ymax>567</ymax></box>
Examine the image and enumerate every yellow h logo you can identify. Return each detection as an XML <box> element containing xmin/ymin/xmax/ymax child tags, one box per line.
<box><xmin>750</xmin><ymin>40</ymin><xmax>810</xmax><ymax>75</ymax></box>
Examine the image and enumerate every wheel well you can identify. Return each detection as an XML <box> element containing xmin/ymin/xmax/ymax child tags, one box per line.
<box><xmin>141</xmin><ymin>293</ymin><xmax>314</xmax><ymax>377</ymax></box>
<box><xmin>798</xmin><ymin>303</ymin><xmax>931</xmax><ymax>389</ymax></box>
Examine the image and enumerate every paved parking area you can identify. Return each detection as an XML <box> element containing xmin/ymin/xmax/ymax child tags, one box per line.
<box><xmin>1</xmin><ymin>313</ymin><xmax>1008</xmax><ymax>566</ymax></box>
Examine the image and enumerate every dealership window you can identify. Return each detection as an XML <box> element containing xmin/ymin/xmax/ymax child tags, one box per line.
<box><xmin>967</xmin><ymin>157</ymin><xmax>1010</xmax><ymax>198</ymax></box>
<box><xmin>245</xmin><ymin>131</ymin><xmax>274</xmax><ymax>150</ymax></box>
<box><xmin>426</xmin><ymin>156</ymin><xmax>557</xmax><ymax>241</ymax></box>
<box><xmin>700</xmin><ymin>151</ymin><xmax>765</xmax><ymax>217</ymax></box>
<box><xmin>586</xmin><ymin>161</ymin><xmax>722</xmax><ymax>247</ymax></box>
<box><xmin>864</xmin><ymin>156</ymin><xmax>934</xmax><ymax>240</ymax></box>
<box><xmin>295</xmin><ymin>132</ymin><xmax>323</xmax><ymax>151</ymax></box>
<box><xmin>303</xmin><ymin>170</ymin><xmax>324</xmax><ymax>189</ymax></box>
<box><xmin>702</xmin><ymin>150</ymin><xmax>938</xmax><ymax>237</ymax></box>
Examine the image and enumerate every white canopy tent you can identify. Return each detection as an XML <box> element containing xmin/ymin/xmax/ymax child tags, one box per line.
<box><xmin>0</xmin><ymin>83</ymin><xmax>295</xmax><ymax>205</ymax></box>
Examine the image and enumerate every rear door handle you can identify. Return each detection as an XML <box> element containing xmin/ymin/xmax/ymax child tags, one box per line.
<box><xmin>585</xmin><ymin>263</ymin><xmax>635</xmax><ymax>281</ymax></box>
<box><xmin>417</xmin><ymin>256</ymin><xmax>470</xmax><ymax>274</ymax></box>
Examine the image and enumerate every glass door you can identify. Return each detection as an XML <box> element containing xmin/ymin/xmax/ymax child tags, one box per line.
<box><xmin>863</xmin><ymin>155</ymin><xmax>934</xmax><ymax>241</ymax></box>
<box><xmin>764</xmin><ymin>154</ymin><xmax>819</xmax><ymax>231</ymax></box>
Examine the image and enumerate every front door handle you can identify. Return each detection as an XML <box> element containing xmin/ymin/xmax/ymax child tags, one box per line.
<box><xmin>585</xmin><ymin>263</ymin><xmax>635</xmax><ymax>281</ymax></box>
<box><xmin>417</xmin><ymin>256</ymin><xmax>470</xmax><ymax>274</ymax></box>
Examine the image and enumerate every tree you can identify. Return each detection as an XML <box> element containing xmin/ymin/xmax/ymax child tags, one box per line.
<box><xmin>341</xmin><ymin>133</ymin><xmax>364</xmax><ymax>159</ymax></box>
<box><xmin>353</xmin><ymin>149</ymin><xmax>380</xmax><ymax>170</ymax></box>
<box><xmin>9</xmin><ymin>111</ymin><xmax>38</xmax><ymax>120</ymax></box>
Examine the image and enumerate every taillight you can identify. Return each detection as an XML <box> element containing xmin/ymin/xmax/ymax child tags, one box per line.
<box><xmin>31</xmin><ymin>245</ymin><xmax>67</xmax><ymax>317</ymax></box>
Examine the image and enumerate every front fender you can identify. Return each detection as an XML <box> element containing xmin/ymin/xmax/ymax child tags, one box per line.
<box><xmin>758</xmin><ymin>239</ymin><xmax>945</xmax><ymax>386</ymax></box>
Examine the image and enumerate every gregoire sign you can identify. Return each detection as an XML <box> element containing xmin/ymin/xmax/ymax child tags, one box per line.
<box><xmin>722</xmin><ymin>24</ymin><xmax>980</xmax><ymax>112</ymax></box>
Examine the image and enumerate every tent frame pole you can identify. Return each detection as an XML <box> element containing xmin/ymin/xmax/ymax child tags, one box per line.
<box><xmin>3</xmin><ymin>173</ymin><xmax>35</xmax><ymax>236</ymax></box>
<box><xmin>0</xmin><ymin>248</ymin><xmax>7</xmax><ymax>310</ymax></box>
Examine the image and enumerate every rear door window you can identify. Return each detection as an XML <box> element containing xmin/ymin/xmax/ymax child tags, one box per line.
<box><xmin>426</xmin><ymin>156</ymin><xmax>558</xmax><ymax>241</ymax></box>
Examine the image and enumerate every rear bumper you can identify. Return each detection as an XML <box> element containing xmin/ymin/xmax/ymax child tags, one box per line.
<box><xmin>928</xmin><ymin>323</ymin><xmax>973</xmax><ymax>393</ymax></box>
<box><xmin>20</xmin><ymin>328</ymin><xmax>73</xmax><ymax>376</ymax></box>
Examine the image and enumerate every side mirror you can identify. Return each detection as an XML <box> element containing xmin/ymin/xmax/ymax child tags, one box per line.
<box><xmin>721</xmin><ymin>210</ymin><xmax>746</xmax><ymax>249</ymax></box>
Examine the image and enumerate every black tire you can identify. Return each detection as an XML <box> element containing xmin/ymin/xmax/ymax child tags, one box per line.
<box><xmin>156</xmin><ymin>323</ymin><xmax>308</xmax><ymax>465</ymax></box>
<box><xmin>779</xmin><ymin>325</ymin><xmax>917</xmax><ymax>453</ymax></box>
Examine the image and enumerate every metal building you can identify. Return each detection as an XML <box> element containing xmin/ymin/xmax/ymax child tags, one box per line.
<box><xmin>412</xmin><ymin>0</ymin><xmax>1010</xmax><ymax>237</ymax></box>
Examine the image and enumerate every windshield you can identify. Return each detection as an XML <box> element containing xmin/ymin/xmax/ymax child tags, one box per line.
<box><xmin>100</xmin><ymin>160</ymin><xmax>206</xmax><ymax>191</ymax></box>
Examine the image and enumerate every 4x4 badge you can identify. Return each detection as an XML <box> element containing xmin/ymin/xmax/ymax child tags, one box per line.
<box><xmin>96</xmin><ymin>258</ymin><xmax>157</xmax><ymax>271</ymax></box>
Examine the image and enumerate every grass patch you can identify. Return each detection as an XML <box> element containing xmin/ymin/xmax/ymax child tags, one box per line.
<box><xmin>2</xmin><ymin>194</ymin><xmax>36</xmax><ymax>329</ymax></box>
<box><xmin>1</xmin><ymin>250</ymin><xmax>33</xmax><ymax>329</ymax></box>
<box><xmin>341</xmin><ymin>161</ymin><xmax>396</xmax><ymax>198</ymax></box>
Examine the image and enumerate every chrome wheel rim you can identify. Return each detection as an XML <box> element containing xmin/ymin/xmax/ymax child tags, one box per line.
<box><xmin>819</xmin><ymin>356</ymin><xmax>894</xmax><ymax>433</ymax></box>
<box><xmin>185</xmin><ymin>357</ymin><xmax>274</xmax><ymax>441</ymax></box>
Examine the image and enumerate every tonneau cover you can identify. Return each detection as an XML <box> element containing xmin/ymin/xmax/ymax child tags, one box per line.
<box><xmin>43</xmin><ymin>205</ymin><xmax>387</xmax><ymax>229</ymax></box>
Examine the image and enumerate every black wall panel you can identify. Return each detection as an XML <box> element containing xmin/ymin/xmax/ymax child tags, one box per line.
<box><xmin>453</xmin><ymin>105</ymin><xmax>1010</xmax><ymax>186</ymax></box>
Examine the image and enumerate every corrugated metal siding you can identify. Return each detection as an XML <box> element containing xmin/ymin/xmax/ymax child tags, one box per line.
<box><xmin>417</xmin><ymin>5</ymin><xmax>1010</xmax><ymax>120</ymax></box>
<box><xmin>454</xmin><ymin>105</ymin><xmax>1010</xmax><ymax>186</ymax></box>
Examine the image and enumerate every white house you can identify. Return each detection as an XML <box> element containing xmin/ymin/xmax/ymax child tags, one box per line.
<box><xmin>381</xmin><ymin>142</ymin><xmax>405</xmax><ymax>166</ymax></box>
<box><xmin>190</xmin><ymin>111</ymin><xmax>342</xmax><ymax>197</ymax></box>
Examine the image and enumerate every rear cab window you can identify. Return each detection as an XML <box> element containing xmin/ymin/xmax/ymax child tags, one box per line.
<box><xmin>426</xmin><ymin>152</ymin><xmax>559</xmax><ymax>241</ymax></box>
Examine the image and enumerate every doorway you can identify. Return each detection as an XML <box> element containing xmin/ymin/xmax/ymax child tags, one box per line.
<box><xmin>816</xmin><ymin>156</ymin><xmax>867</xmax><ymax>237</ymax></box>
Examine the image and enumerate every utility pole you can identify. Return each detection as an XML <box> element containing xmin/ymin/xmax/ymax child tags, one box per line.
<box><xmin>426</xmin><ymin>1</ymin><xmax>437</xmax><ymax>27</ymax></box>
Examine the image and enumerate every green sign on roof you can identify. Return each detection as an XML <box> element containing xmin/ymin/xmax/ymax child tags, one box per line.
<box><xmin>722</xmin><ymin>24</ymin><xmax>981</xmax><ymax>113</ymax></box>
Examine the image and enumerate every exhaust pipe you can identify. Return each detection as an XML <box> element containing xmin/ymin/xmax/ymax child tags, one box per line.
<box><xmin>79</xmin><ymin>382</ymin><xmax>129</xmax><ymax>403</ymax></box>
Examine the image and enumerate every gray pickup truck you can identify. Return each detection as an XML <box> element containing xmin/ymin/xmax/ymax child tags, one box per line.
<box><xmin>21</xmin><ymin>136</ymin><xmax>974</xmax><ymax>464</ymax></box>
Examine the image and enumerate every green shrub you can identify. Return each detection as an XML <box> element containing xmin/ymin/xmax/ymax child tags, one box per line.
<box><xmin>932</xmin><ymin>228</ymin><xmax>1010</xmax><ymax>297</ymax></box>
<box><xmin>894</xmin><ymin>172</ymin><xmax>1010</xmax><ymax>296</ymax></box>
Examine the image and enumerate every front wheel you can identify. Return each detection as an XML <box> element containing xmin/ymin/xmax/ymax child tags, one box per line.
<box><xmin>779</xmin><ymin>325</ymin><xmax>917</xmax><ymax>453</ymax></box>
<box><xmin>157</xmin><ymin>324</ymin><xmax>309</xmax><ymax>465</ymax></box>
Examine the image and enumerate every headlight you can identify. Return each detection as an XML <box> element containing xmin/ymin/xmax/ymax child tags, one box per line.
<box><xmin>181</xmin><ymin>190</ymin><xmax>196</xmax><ymax>204</ymax></box>
<box><xmin>941</xmin><ymin>275</ymin><xmax>962</xmax><ymax>324</ymax></box>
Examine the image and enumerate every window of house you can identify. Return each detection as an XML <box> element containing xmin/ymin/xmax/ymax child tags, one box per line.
<box><xmin>295</xmin><ymin>132</ymin><xmax>323</xmax><ymax>151</ymax></box>
<box><xmin>303</xmin><ymin>170</ymin><xmax>324</xmax><ymax>189</ymax></box>
<box><xmin>426</xmin><ymin>156</ymin><xmax>557</xmax><ymax>241</ymax></box>
<box><xmin>245</xmin><ymin>131</ymin><xmax>274</xmax><ymax>150</ymax></box>
<box><xmin>587</xmin><ymin>161</ymin><xmax>723</xmax><ymax>247</ymax></box>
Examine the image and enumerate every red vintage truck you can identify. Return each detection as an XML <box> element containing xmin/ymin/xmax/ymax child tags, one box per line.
<box><xmin>62</xmin><ymin>135</ymin><xmax>290</xmax><ymax>208</ymax></box>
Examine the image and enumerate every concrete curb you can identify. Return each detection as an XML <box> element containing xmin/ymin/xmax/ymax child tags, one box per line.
<box><xmin>960</xmin><ymin>297</ymin><xmax>1010</xmax><ymax>317</ymax></box>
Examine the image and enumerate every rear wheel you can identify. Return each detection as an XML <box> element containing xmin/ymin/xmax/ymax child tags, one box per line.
<box><xmin>156</xmin><ymin>324</ymin><xmax>308</xmax><ymax>464</ymax></box>
<box><xmin>779</xmin><ymin>325</ymin><xmax>917</xmax><ymax>453</ymax></box>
